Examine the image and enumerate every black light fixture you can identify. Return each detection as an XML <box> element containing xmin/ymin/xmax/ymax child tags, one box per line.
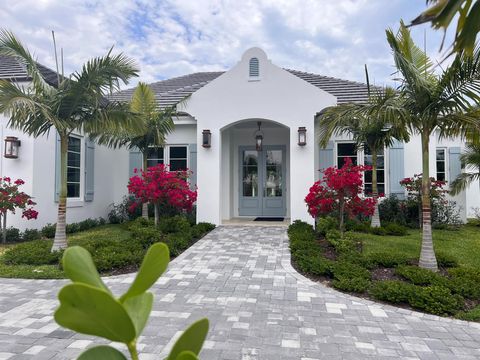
<box><xmin>4</xmin><ymin>136</ymin><xmax>21</xmax><ymax>159</ymax></box>
<box><xmin>298</xmin><ymin>127</ymin><xmax>307</xmax><ymax>146</ymax></box>
<box><xmin>202</xmin><ymin>129</ymin><xmax>211</xmax><ymax>148</ymax></box>
<box><xmin>255</xmin><ymin>121</ymin><xmax>263</xmax><ymax>151</ymax></box>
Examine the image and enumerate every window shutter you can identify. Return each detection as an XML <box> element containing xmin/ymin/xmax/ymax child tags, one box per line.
<box><xmin>449</xmin><ymin>147</ymin><xmax>461</xmax><ymax>184</ymax></box>
<box><xmin>189</xmin><ymin>144</ymin><xmax>197</xmax><ymax>189</ymax></box>
<box><xmin>84</xmin><ymin>137</ymin><xmax>95</xmax><ymax>202</ymax></box>
<box><xmin>249</xmin><ymin>57</ymin><xmax>259</xmax><ymax>77</ymax></box>
<box><xmin>319</xmin><ymin>141</ymin><xmax>334</xmax><ymax>171</ymax></box>
<box><xmin>129</xmin><ymin>147</ymin><xmax>143</xmax><ymax>178</ymax></box>
<box><xmin>54</xmin><ymin>132</ymin><xmax>61</xmax><ymax>202</ymax></box>
<box><xmin>388</xmin><ymin>140</ymin><xmax>405</xmax><ymax>198</ymax></box>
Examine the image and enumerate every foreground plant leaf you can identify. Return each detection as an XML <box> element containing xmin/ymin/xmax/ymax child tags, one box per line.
<box><xmin>55</xmin><ymin>283</ymin><xmax>136</xmax><ymax>343</ymax></box>
<box><xmin>62</xmin><ymin>246</ymin><xmax>109</xmax><ymax>292</ymax></box>
<box><xmin>120</xmin><ymin>242</ymin><xmax>169</xmax><ymax>302</ymax></box>
<box><xmin>77</xmin><ymin>345</ymin><xmax>127</xmax><ymax>360</ymax></box>
<box><xmin>123</xmin><ymin>292</ymin><xmax>154</xmax><ymax>336</ymax></box>
<box><xmin>167</xmin><ymin>318</ymin><xmax>209</xmax><ymax>360</ymax></box>
<box><xmin>175</xmin><ymin>351</ymin><xmax>199</xmax><ymax>360</ymax></box>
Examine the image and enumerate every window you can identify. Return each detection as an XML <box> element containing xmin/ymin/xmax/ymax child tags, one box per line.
<box><xmin>169</xmin><ymin>146</ymin><xmax>188</xmax><ymax>171</ymax></box>
<box><xmin>146</xmin><ymin>147</ymin><xmax>164</xmax><ymax>168</ymax></box>
<box><xmin>364</xmin><ymin>146</ymin><xmax>385</xmax><ymax>195</ymax></box>
<box><xmin>336</xmin><ymin>143</ymin><xmax>357</xmax><ymax>168</ymax></box>
<box><xmin>67</xmin><ymin>136</ymin><xmax>82</xmax><ymax>198</ymax></box>
<box><xmin>436</xmin><ymin>148</ymin><xmax>446</xmax><ymax>181</ymax></box>
<box><xmin>249</xmin><ymin>57</ymin><xmax>259</xmax><ymax>77</ymax></box>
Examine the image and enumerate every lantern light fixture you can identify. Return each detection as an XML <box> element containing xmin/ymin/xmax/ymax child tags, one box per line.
<box><xmin>4</xmin><ymin>136</ymin><xmax>21</xmax><ymax>159</ymax></box>
<box><xmin>202</xmin><ymin>129</ymin><xmax>211</xmax><ymax>148</ymax></box>
<box><xmin>255</xmin><ymin>121</ymin><xmax>264</xmax><ymax>151</ymax></box>
<box><xmin>298</xmin><ymin>127</ymin><xmax>307</xmax><ymax>146</ymax></box>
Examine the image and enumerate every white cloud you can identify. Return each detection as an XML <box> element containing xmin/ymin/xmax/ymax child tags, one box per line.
<box><xmin>0</xmin><ymin>0</ymin><xmax>455</xmax><ymax>89</ymax></box>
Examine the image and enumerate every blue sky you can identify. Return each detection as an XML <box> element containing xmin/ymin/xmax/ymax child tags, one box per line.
<box><xmin>1</xmin><ymin>1</ymin><xmax>455</xmax><ymax>88</ymax></box>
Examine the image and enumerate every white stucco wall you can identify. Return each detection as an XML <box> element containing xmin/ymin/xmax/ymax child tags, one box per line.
<box><xmin>185</xmin><ymin>47</ymin><xmax>336</xmax><ymax>225</ymax></box>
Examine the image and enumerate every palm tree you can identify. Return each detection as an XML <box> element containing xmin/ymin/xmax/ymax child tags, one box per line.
<box><xmin>0</xmin><ymin>30</ymin><xmax>139</xmax><ymax>251</ymax></box>
<box><xmin>92</xmin><ymin>82</ymin><xmax>175</xmax><ymax>220</ymax></box>
<box><xmin>450</xmin><ymin>143</ymin><xmax>480</xmax><ymax>195</ymax></box>
<box><xmin>385</xmin><ymin>22</ymin><xmax>480</xmax><ymax>271</ymax></box>
<box><xmin>317</xmin><ymin>86</ymin><xmax>409</xmax><ymax>228</ymax></box>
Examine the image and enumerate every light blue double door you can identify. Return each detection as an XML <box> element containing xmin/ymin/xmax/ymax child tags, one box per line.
<box><xmin>239</xmin><ymin>146</ymin><xmax>286</xmax><ymax>217</ymax></box>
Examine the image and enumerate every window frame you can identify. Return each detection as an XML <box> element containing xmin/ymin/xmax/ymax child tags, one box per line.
<box><xmin>334</xmin><ymin>141</ymin><xmax>389</xmax><ymax>197</ymax></box>
<box><xmin>66</xmin><ymin>134</ymin><xmax>84</xmax><ymax>200</ymax></box>
<box><xmin>436</xmin><ymin>147</ymin><xmax>448</xmax><ymax>182</ymax></box>
<box><xmin>146</xmin><ymin>144</ymin><xmax>189</xmax><ymax>172</ymax></box>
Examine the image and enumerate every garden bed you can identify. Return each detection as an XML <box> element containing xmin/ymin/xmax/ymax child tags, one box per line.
<box><xmin>0</xmin><ymin>216</ymin><xmax>215</xmax><ymax>279</ymax></box>
<box><xmin>288</xmin><ymin>220</ymin><xmax>480</xmax><ymax>322</ymax></box>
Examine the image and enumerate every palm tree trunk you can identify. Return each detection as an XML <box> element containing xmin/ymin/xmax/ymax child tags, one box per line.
<box><xmin>339</xmin><ymin>198</ymin><xmax>345</xmax><ymax>233</ymax></box>
<box><xmin>52</xmin><ymin>134</ymin><xmax>68</xmax><ymax>252</ymax></box>
<box><xmin>154</xmin><ymin>203</ymin><xmax>159</xmax><ymax>226</ymax></box>
<box><xmin>1</xmin><ymin>212</ymin><xmax>6</xmax><ymax>244</ymax></box>
<box><xmin>141</xmin><ymin>154</ymin><xmax>149</xmax><ymax>219</ymax></box>
<box><xmin>370</xmin><ymin>150</ymin><xmax>381</xmax><ymax>228</ymax></box>
<box><xmin>418</xmin><ymin>132</ymin><xmax>438</xmax><ymax>271</ymax></box>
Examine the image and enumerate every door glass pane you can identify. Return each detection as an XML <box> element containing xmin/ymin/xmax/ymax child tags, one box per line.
<box><xmin>243</xmin><ymin>151</ymin><xmax>258</xmax><ymax>197</ymax></box>
<box><xmin>265</xmin><ymin>150</ymin><xmax>282</xmax><ymax>197</ymax></box>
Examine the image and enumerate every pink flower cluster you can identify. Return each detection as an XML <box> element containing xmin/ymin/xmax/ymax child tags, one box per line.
<box><xmin>0</xmin><ymin>176</ymin><xmax>38</xmax><ymax>220</ymax></box>
<box><xmin>305</xmin><ymin>158</ymin><xmax>376</xmax><ymax>219</ymax></box>
<box><xmin>128</xmin><ymin>164</ymin><xmax>197</xmax><ymax>213</ymax></box>
<box><xmin>400</xmin><ymin>174</ymin><xmax>448</xmax><ymax>199</ymax></box>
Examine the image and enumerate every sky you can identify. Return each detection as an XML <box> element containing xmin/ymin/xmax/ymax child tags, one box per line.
<box><xmin>0</xmin><ymin>0</ymin><xmax>456</xmax><ymax>89</ymax></box>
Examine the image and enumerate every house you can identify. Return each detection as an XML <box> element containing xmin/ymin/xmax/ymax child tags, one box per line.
<box><xmin>1</xmin><ymin>48</ymin><xmax>478</xmax><ymax>229</ymax></box>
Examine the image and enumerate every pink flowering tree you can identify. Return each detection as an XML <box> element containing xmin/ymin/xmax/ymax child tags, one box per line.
<box><xmin>128</xmin><ymin>164</ymin><xmax>197</xmax><ymax>224</ymax></box>
<box><xmin>0</xmin><ymin>177</ymin><xmax>38</xmax><ymax>243</ymax></box>
<box><xmin>305</xmin><ymin>158</ymin><xmax>377</xmax><ymax>232</ymax></box>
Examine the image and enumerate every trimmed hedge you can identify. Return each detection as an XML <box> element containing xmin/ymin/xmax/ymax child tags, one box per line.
<box><xmin>3</xmin><ymin>240</ymin><xmax>61</xmax><ymax>265</ymax></box>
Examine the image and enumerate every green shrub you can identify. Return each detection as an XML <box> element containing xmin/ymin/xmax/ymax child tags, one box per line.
<box><xmin>2</xmin><ymin>240</ymin><xmax>61</xmax><ymax>265</ymax></box>
<box><xmin>363</xmin><ymin>252</ymin><xmax>413</xmax><ymax>268</ymax></box>
<box><xmin>331</xmin><ymin>261</ymin><xmax>370</xmax><ymax>281</ymax></box>
<box><xmin>294</xmin><ymin>251</ymin><xmax>333</xmax><ymax>276</ymax></box>
<box><xmin>456</xmin><ymin>306</ymin><xmax>480</xmax><ymax>321</ymax></box>
<box><xmin>316</xmin><ymin>216</ymin><xmax>338</xmax><ymax>236</ymax></box>
<box><xmin>378</xmin><ymin>194</ymin><xmax>408</xmax><ymax>226</ymax></box>
<box><xmin>369</xmin><ymin>280</ymin><xmax>415</xmax><ymax>303</ymax></box>
<box><xmin>447</xmin><ymin>268</ymin><xmax>480</xmax><ymax>299</ymax></box>
<box><xmin>408</xmin><ymin>285</ymin><xmax>464</xmax><ymax>315</ymax></box>
<box><xmin>383</xmin><ymin>223</ymin><xmax>408</xmax><ymax>236</ymax></box>
<box><xmin>41</xmin><ymin>223</ymin><xmax>56</xmax><ymax>238</ymax></box>
<box><xmin>369</xmin><ymin>226</ymin><xmax>387</xmax><ymax>236</ymax></box>
<box><xmin>288</xmin><ymin>220</ymin><xmax>314</xmax><ymax>237</ymax></box>
<box><xmin>66</xmin><ymin>223</ymin><xmax>80</xmax><ymax>234</ymax></box>
<box><xmin>395</xmin><ymin>265</ymin><xmax>446</xmax><ymax>286</ymax></box>
<box><xmin>78</xmin><ymin>218</ymin><xmax>99</xmax><ymax>231</ymax></box>
<box><xmin>158</xmin><ymin>215</ymin><xmax>191</xmax><ymax>235</ymax></box>
<box><xmin>332</xmin><ymin>277</ymin><xmax>370</xmax><ymax>292</ymax></box>
<box><xmin>191</xmin><ymin>222</ymin><xmax>216</xmax><ymax>239</ymax></box>
<box><xmin>163</xmin><ymin>232</ymin><xmax>192</xmax><ymax>257</ymax></box>
<box><xmin>436</xmin><ymin>252</ymin><xmax>458</xmax><ymax>268</ymax></box>
<box><xmin>22</xmin><ymin>228</ymin><xmax>42</xmax><ymax>242</ymax></box>
<box><xmin>348</xmin><ymin>221</ymin><xmax>371</xmax><ymax>233</ymax></box>
<box><xmin>5</xmin><ymin>227</ymin><xmax>21</xmax><ymax>242</ymax></box>
<box><xmin>98</xmin><ymin>217</ymin><xmax>106</xmax><ymax>226</ymax></box>
<box><xmin>132</xmin><ymin>226</ymin><xmax>164</xmax><ymax>249</ymax></box>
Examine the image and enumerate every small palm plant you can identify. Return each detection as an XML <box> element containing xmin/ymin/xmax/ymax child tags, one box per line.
<box><xmin>0</xmin><ymin>30</ymin><xmax>140</xmax><ymax>251</ymax></box>
<box><xmin>450</xmin><ymin>142</ymin><xmax>480</xmax><ymax>195</ymax></box>
<box><xmin>317</xmin><ymin>86</ymin><xmax>409</xmax><ymax>228</ymax></box>
<box><xmin>92</xmin><ymin>82</ymin><xmax>175</xmax><ymax>219</ymax></box>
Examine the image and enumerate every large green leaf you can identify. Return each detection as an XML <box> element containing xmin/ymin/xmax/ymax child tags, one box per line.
<box><xmin>123</xmin><ymin>292</ymin><xmax>153</xmax><ymax>336</ymax></box>
<box><xmin>62</xmin><ymin>246</ymin><xmax>109</xmax><ymax>292</ymax></box>
<box><xmin>175</xmin><ymin>351</ymin><xmax>199</xmax><ymax>360</ymax></box>
<box><xmin>77</xmin><ymin>346</ymin><xmax>127</xmax><ymax>360</ymax></box>
<box><xmin>167</xmin><ymin>318</ymin><xmax>209</xmax><ymax>360</ymax></box>
<box><xmin>55</xmin><ymin>284</ymin><xmax>136</xmax><ymax>343</ymax></box>
<box><xmin>120</xmin><ymin>243</ymin><xmax>169</xmax><ymax>302</ymax></box>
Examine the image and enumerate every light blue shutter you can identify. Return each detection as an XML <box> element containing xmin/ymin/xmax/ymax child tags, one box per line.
<box><xmin>389</xmin><ymin>140</ymin><xmax>405</xmax><ymax>198</ymax></box>
<box><xmin>449</xmin><ymin>147</ymin><xmax>461</xmax><ymax>184</ymax></box>
<box><xmin>54</xmin><ymin>132</ymin><xmax>61</xmax><ymax>202</ymax></box>
<box><xmin>129</xmin><ymin>147</ymin><xmax>143</xmax><ymax>178</ymax></box>
<box><xmin>189</xmin><ymin>144</ymin><xmax>197</xmax><ymax>189</ymax></box>
<box><xmin>319</xmin><ymin>141</ymin><xmax>334</xmax><ymax>171</ymax></box>
<box><xmin>84</xmin><ymin>137</ymin><xmax>95</xmax><ymax>202</ymax></box>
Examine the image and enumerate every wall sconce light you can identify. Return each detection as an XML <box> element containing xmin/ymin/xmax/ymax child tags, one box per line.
<box><xmin>202</xmin><ymin>129</ymin><xmax>211</xmax><ymax>148</ymax></box>
<box><xmin>4</xmin><ymin>136</ymin><xmax>21</xmax><ymax>159</ymax></box>
<box><xmin>255</xmin><ymin>121</ymin><xmax>264</xmax><ymax>151</ymax></box>
<box><xmin>298</xmin><ymin>127</ymin><xmax>307</xmax><ymax>146</ymax></box>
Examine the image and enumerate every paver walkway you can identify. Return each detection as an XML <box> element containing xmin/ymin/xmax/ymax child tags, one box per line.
<box><xmin>1</xmin><ymin>226</ymin><xmax>480</xmax><ymax>359</ymax></box>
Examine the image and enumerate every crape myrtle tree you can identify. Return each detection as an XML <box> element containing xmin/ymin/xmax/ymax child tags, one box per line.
<box><xmin>0</xmin><ymin>30</ymin><xmax>140</xmax><ymax>251</ymax></box>
<box><xmin>317</xmin><ymin>84</ymin><xmax>409</xmax><ymax>228</ymax></box>
<box><xmin>92</xmin><ymin>82</ymin><xmax>174</xmax><ymax>220</ymax></box>
<box><xmin>385</xmin><ymin>22</ymin><xmax>480</xmax><ymax>271</ymax></box>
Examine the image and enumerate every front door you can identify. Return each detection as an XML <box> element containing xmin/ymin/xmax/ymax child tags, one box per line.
<box><xmin>239</xmin><ymin>146</ymin><xmax>286</xmax><ymax>217</ymax></box>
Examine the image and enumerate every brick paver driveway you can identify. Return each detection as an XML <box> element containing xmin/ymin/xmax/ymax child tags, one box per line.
<box><xmin>1</xmin><ymin>226</ymin><xmax>480</xmax><ymax>359</ymax></box>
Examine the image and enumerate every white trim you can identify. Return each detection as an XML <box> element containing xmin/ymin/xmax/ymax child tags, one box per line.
<box><xmin>435</xmin><ymin>147</ymin><xmax>448</xmax><ymax>182</ymax></box>
<box><xmin>66</xmin><ymin>134</ymin><xmax>84</xmax><ymax>202</ymax></box>
<box><xmin>146</xmin><ymin>144</ymin><xmax>189</xmax><ymax>170</ymax></box>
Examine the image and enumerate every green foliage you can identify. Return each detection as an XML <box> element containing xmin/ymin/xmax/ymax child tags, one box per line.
<box><xmin>383</xmin><ymin>223</ymin><xmax>408</xmax><ymax>236</ymax></box>
<box><xmin>378</xmin><ymin>195</ymin><xmax>408</xmax><ymax>226</ymax></box>
<box><xmin>191</xmin><ymin>223</ymin><xmax>216</xmax><ymax>239</ymax></box>
<box><xmin>363</xmin><ymin>251</ymin><xmax>413</xmax><ymax>268</ymax></box>
<box><xmin>108</xmin><ymin>196</ymin><xmax>143</xmax><ymax>224</ymax></box>
<box><xmin>332</xmin><ymin>277</ymin><xmax>370</xmax><ymax>292</ymax></box>
<box><xmin>4</xmin><ymin>227</ymin><xmax>21</xmax><ymax>242</ymax></box>
<box><xmin>41</xmin><ymin>223</ymin><xmax>56</xmax><ymax>238</ymax></box>
<box><xmin>55</xmin><ymin>245</ymin><xmax>208</xmax><ymax>360</ymax></box>
<box><xmin>408</xmin><ymin>286</ymin><xmax>464</xmax><ymax>316</ymax></box>
<box><xmin>457</xmin><ymin>306</ymin><xmax>480</xmax><ymax>322</ymax></box>
<box><xmin>369</xmin><ymin>280</ymin><xmax>415</xmax><ymax>303</ymax></box>
<box><xmin>158</xmin><ymin>215</ymin><xmax>191</xmax><ymax>235</ymax></box>
<box><xmin>2</xmin><ymin>240</ymin><xmax>61</xmax><ymax>265</ymax></box>
<box><xmin>128</xmin><ymin>218</ymin><xmax>164</xmax><ymax>249</ymax></box>
<box><xmin>395</xmin><ymin>265</ymin><xmax>446</xmax><ymax>286</ymax></box>
<box><xmin>436</xmin><ymin>251</ymin><xmax>458</xmax><ymax>268</ymax></box>
<box><xmin>316</xmin><ymin>216</ymin><xmax>338</xmax><ymax>236</ymax></box>
<box><xmin>447</xmin><ymin>267</ymin><xmax>480</xmax><ymax>299</ymax></box>
<box><xmin>22</xmin><ymin>228</ymin><xmax>41</xmax><ymax>241</ymax></box>
<box><xmin>330</xmin><ymin>261</ymin><xmax>370</xmax><ymax>292</ymax></box>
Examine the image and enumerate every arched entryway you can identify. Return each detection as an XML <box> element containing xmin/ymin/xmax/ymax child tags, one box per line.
<box><xmin>220</xmin><ymin>119</ymin><xmax>290</xmax><ymax>222</ymax></box>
